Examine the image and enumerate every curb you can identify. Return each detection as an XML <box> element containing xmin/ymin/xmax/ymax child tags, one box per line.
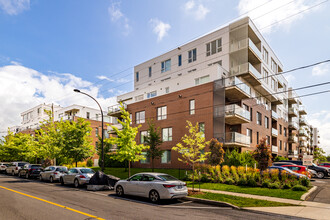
<box><xmin>182</xmin><ymin>196</ymin><xmax>239</xmax><ymax>209</ymax></box>
<box><xmin>301</xmin><ymin>186</ymin><xmax>317</xmax><ymax>200</ymax></box>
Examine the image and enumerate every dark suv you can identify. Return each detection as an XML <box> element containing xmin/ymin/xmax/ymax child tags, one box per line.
<box><xmin>307</xmin><ymin>163</ymin><xmax>329</xmax><ymax>179</ymax></box>
<box><xmin>279</xmin><ymin>160</ymin><xmax>303</xmax><ymax>166</ymax></box>
<box><xmin>19</xmin><ymin>164</ymin><xmax>43</xmax><ymax>179</ymax></box>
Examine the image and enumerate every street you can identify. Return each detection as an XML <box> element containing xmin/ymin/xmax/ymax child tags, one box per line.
<box><xmin>307</xmin><ymin>178</ymin><xmax>330</xmax><ymax>203</ymax></box>
<box><xmin>0</xmin><ymin>174</ymin><xmax>305</xmax><ymax>220</ymax></box>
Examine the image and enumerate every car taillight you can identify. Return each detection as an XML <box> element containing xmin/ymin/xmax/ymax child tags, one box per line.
<box><xmin>1</xmin><ymin>165</ymin><xmax>5</xmax><ymax>168</ymax></box>
<box><xmin>183</xmin><ymin>183</ymin><xmax>187</xmax><ymax>186</ymax></box>
<box><xmin>79</xmin><ymin>175</ymin><xmax>85</xmax><ymax>178</ymax></box>
<box><xmin>54</xmin><ymin>172</ymin><xmax>58</xmax><ymax>175</ymax></box>
<box><xmin>15</xmin><ymin>167</ymin><xmax>18</xmax><ymax>170</ymax></box>
<box><xmin>163</xmin><ymin>184</ymin><xmax>176</xmax><ymax>188</ymax></box>
<box><xmin>28</xmin><ymin>169</ymin><xmax>32</xmax><ymax>172</ymax></box>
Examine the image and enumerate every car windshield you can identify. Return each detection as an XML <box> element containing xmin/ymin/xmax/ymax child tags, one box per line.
<box><xmin>56</xmin><ymin>167</ymin><xmax>67</xmax><ymax>172</ymax></box>
<box><xmin>157</xmin><ymin>175</ymin><xmax>178</xmax><ymax>181</ymax></box>
<box><xmin>31</xmin><ymin>165</ymin><xmax>41</xmax><ymax>168</ymax></box>
<box><xmin>312</xmin><ymin>163</ymin><xmax>318</xmax><ymax>166</ymax></box>
<box><xmin>18</xmin><ymin>163</ymin><xmax>27</xmax><ymax>167</ymax></box>
<box><xmin>80</xmin><ymin>168</ymin><xmax>95</xmax><ymax>174</ymax></box>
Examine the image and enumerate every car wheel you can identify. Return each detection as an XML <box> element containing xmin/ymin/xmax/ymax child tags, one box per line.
<box><xmin>116</xmin><ymin>186</ymin><xmax>124</xmax><ymax>196</ymax></box>
<box><xmin>74</xmin><ymin>179</ymin><xmax>80</xmax><ymax>188</ymax></box>
<box><xmin>50</xmin><ymin>176</ymin><xmax>54</xmax><ymax>183</ymax></box>
<box><xmin>317</xmin><ymin>171</ymin><xmax>325</xmax><ymax>179</ymax></box>
<box><xmin>149</xmin><ymin>190</ymin><xmax>160</xmax><ymax>203</ymax></box>
<box><xmin>60</xmin><ymin>178</ymin><xmax>64</xmax><ymax>186</ymax></box>
<box><xmin>39</xmin><ymin>175</ymin><xmax>43</xmax><ymax>181</ymax></box>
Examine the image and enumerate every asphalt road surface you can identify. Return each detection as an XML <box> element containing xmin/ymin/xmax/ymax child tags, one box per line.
<box><xmin>0</xmin><ymin>174</ymin><xmax>305</xmax><ymax>220</ymax></box>
<box><xmin>307</xmin><ymin>177</ymin><xmax>330</xmax><ymax>203</ymax></box>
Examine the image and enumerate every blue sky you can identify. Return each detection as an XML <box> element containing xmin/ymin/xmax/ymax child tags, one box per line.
<box><xmin>1</xmin><ymin>0</ymin><xmax>330</xmax><ymax>153</ymax></box>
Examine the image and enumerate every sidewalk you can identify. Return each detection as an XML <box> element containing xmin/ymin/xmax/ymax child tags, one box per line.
<box><xmin>188</xmin><ymin>187</ymin><xmax>330</xmax><ymax>219</ymax></box>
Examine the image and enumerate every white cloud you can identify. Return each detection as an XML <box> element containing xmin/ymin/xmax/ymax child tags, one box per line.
<box><xmin>97</xmin><ymin>75</ymin><xmax>114</xmax><ymax>82</ymax></box>
<box><xmin>0</xmin><ymin>64</ymin><xmax>117</xmax><ymax>130</ymax></box>
<box><xmin>237</xmin><ymin>0</ymin><xmax>322</xmax><ymax>34</ymax></box>
<box><xmin>108</xmin><ymin>2</ymin><xmax>131</xmax><ymax>35</ymax></box>
<box><xmin>149</xmin><ymin>18</ymin><xmax>171</xmax><ymax>42</ymax></box>
<box><xmin>307</xmin><ymin>111</ymin><xmax>330</xmax><ymax>155</ymax></box>
<box><xmin>183</xmin><ymin>0</ymin><xmax>210</xmax><ymax>20</ymax></box>
<box><xmin>312</xmin><ymin>63</ymin><xmax>330</xmax><ymax>76</ymax></box>
<box><xmin>0</xmin><ymin>0</ymin><xmax>30</xmax><ymax>15</ymax></box>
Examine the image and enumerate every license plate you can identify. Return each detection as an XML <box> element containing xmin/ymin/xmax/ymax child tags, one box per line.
<box><xmin>178</xmin><ymin>185</ymin><xmax>183</xmax><ymax>189</ymax></box>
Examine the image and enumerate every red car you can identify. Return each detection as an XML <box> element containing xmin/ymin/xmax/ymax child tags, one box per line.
<box><xmin>281</xmin><ymin>165</ymin><xmax>311</xmax><ymax>178</ymax></box>
<box><xmin>318</xmin><ymin>163</ymin><xmax>330</xmax><ymax>168</ymax></box>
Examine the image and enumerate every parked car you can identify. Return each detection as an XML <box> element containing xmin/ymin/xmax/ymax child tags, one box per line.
<box><xmin>267</xmin><ymin>166</ymin><xmax>308</xmax><ymax>179</ymax></box>
<box><xmin>5</xmin><ymin>162</ymin><xmax>29</xmax><ymax>175</ymax></box>
<box><xmin>18</xmin><ymin>164</ymin><xmax>43</xmax><ymax>179</ymax></box>
<box><xmin>279</xmin><ymin>160</ymin><xmax>303</xmax><ymax>166</ymax></box>
<box><xmin>0</xmin><ymin>162</ymin><xmax>10</xmax><ymax>173</ymax></box>
<box><xmin>308</xmin><ymin>169</ymin><xmax>317</xmax><ymax>178</ymax></box>
<box><xmin>40</xmin><ymin>166</ymin><xmax>68</xmax><ymax>183</ymax></box>
<box><xmin>281</xmin><ymin>165</ymin><xmax>311</xmax><ymax>178</ymax></box>
<box><xmin>307</xmin><ymin>163</ymin><xmax>330</xmax><ymax>179</ymax></box>
<box><xmin>272</xmin><ymin>162</ymin><xmax>296</xmax><ymax>166</ymax></box>
<box><xmin>318</xmin><ymin>163</ymin><xmax>330</xmax><ymax>168</ymax></box>
<box><xmin>115</xmin><ymin>172</ymin><xmax>188</xmax><ymax>203</ymax></box>
<box><xmin>60</xmin><ymin>167</ymin><xmax>95</xmax><ymax>188</ymax></box>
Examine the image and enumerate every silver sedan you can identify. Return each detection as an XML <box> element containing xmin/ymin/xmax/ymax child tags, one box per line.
<box><xmin>114</xmin><ymin>172</ymin><xmax>188</xmax><ymax>203</ymax></box>
<box><xmin>39</xmin><ymin>166</ymin><xmax>68</xmax><ymax>183</ymax></box>
<box><xmin>60</xmin><ymin>167</ymin><xmax>95</xmax><ymax>188</ymax></box>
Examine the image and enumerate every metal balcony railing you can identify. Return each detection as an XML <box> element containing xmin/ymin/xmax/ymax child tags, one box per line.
<box><xmin>272</xmin><ymin>128</ymin><xmax>278</xmax><ymax>136</ymax></box>
<box><xmin>248</xmin><ymin>38</ymin><xmax>261</xmax><ymax>58</ymax></box>
<box><xmin>272</xmin><ymin>110</ymin><xmax>278</xmax><ymax>120</ymax></box>
<box><xmin>288</xmin><ymin>107</ymin><xmax>298</xmax><ymax>116</ymax></box>
<box><xmin>226</xmin><ymin>76</ymin><xmax>251</xmax><ymax>95</ymax></box>
<box><xmin>225</xmin><ymin>104</ymin><xmax>250</xmax><ymax>121</ymax></box>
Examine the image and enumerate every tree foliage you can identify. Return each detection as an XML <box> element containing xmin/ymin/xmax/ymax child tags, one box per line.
<box><xmin>144</xmin><ymin>120</ymin><xmax>163</xmax><ymax>172</ymax></box>
<box><xmin>222</xmin><ymin>149</ymin><xmax>257</xmax><ymax>167</ymax></box>
<box><xmin>207</xmin><ymin>138</ymin><xmax>224</xmax><ymax>166</ymax></box>
<box><xmin>253</xmin><ymin>138</ymin><xmax>272</xmax><ymax>171</ymax></box>
<box><xmin>172</xmin><ymin>121</ymin><xmax>210</xmax><ymax>191</ymax></box>
<box><xmin>109</xmin><ymin>103</ymin><xmax>149</xmax><ymax>177</ymax></box>
<box><xmin>314</xmin><ymin>147</ymin><xmax>327</xmax><ymax>163</ymax></box>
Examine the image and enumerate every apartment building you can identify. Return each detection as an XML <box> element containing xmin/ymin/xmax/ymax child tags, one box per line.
<box><xmin>108</xmin><ymin>17</ymin><xmax>317</xmax><ymax>168</ymax></box>
<box><xmin>11</xmin><ymin>104</ymin><xmax>115</xmax><ymax>167</ymax></box>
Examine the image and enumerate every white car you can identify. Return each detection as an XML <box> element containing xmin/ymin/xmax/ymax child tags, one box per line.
<box><xmin>115</xmin><ymin>172</ymin><xmax>188</xmax><ymax>203</ymax></box>
<box><xmin>39</xmin><ymin>166</ymin><xmax>68</xmax><ymax>183</ymax></box>
<box><xmin>0</xmin><ymin>162</ymin><xmax>10</xmax><ymax>173</ymax></box>
<box><xmin>5</xmin><ymin>162</ymin><xmax>29</xmax><ymax>175</ymax></box>
<box><xmin>60</xmin><ymin>167</ymin><xmax>95</xmax><ymax>188</ymax></box>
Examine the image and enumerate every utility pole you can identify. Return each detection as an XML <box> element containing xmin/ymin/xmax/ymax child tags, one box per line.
<box><xmin>52</xmin><ymin>103</ymin><xmax>56</xmax><ymax>166</ymax></box>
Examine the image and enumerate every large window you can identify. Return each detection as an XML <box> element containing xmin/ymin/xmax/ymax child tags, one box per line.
<box><xmin>257</xmin><ymin>132</ymin><xmax>259</xmax><ymax>144</ymax></box>
<box><xmin>257</xmin><ymin>112</ymin><xmax>262</xmax><ymax>125</ymax></box>
<box><xmin>263</xmin><ymin>47</ymin><xmax>269</xmax><ymax>64</ymax></box>
<box><xmin>162</xmin><ymin>128</ymin><xmax>172</xmax><ymax>141</ymax></box>
<box><xmin>140</xmin><ymin>152</ymin><xmax>150</xmax><ymax>164</ymax></box>
<box><xmin>263</xmin><ymin>68</ymin><xmax>269</xmax><ymax>84</ymax></box>
<box><xmin>247</xmin><ymin>128</ymin><xmax>252</xmax><ymax>143</ymax></box>
<box><xmin>140</xmin><ymin>131</ymin><xmax>149</xmax><ymax>144</ymax></box>
<box><xmin>279</xmin><ymin>124</ymin><xmax>282</xmax><ymax>134</ymax></box>
<box><xmin>157</xmin><ymin>106</ymin><xmax>167</xmax><ymax>120</ymax></box>
<box><xmin>95</xmin><ymin>127</ymin><xmax>99</xmax><ymax>137</ymax></box>
<box><xmin>136</xmin><ymin>72</ymin><xmax>139</xmax><ymax>82</ymax></box>
<box><xmin>161</xmin><ymin>150</ymin><xmax>171</xmax><ymax>163</ymax></box>
<box><xmin>86</xmin><ymin>112</ymin><xmax>90</xmax><ymax>119</ymax></box>
<box><xmin>266</xmin><ymin>135</ymin><xmax>270</xmax><ymax>145</ymax></box>
<box><xmin>189</xmin><ymin>99</ymin><xmax>195</xmax><ymax>115</ymax></box>
<box><xmin>264</xmin><ymin>116</ymin><xmax>269</xmax><ymax>129</ymax></box>
<box><xmin>178</xmin><ymin>55</ymin><xmax>182</xmax><ymax>66</ymax></box>
<box><xmin>199</xmin><ymin>122</ymin><xmax>205</xmax><ymax>138</ymax></box>
<box><xmin>188</xmin><ymin>48</ymin><xmax>197</xmax><ymax>63</ymax></box>
<box><xmin>148</xmin><ymin>67</ymin><xmax>152</xmax><ymax>77</ymax></box>
<box><xmin>147</xmin><ymin>91</ymin><xmax>157</xmax><ymax>99</ymax></box>
<box><xmin>135</xmin><ymin>111</ymin><xmax>145</xmax><ymax>124</ymax></box>
<box><xmin>206</xmin><ymin>38</ymin><xmax>222</xmax><ymax>56</ymax></box>
<box><xmin>161</xmin><ymin>59</ymin><xmax>171</xmax><ymax>73</ymax></box>
<box><xmin>271</xmin><ymin>58</ymin><xmax>277</xmax><ymax>73</ymax></box>
<box><xmin>279</xmin><ymin>140</ymin><xmax>282</xmax><ymax>150</ymax></box>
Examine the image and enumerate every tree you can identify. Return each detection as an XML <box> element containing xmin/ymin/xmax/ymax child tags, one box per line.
<box><xmin>172</xmin><ymin>121</ymin><xmax>210</xmax><ymax>191</ymax></box>
<box><xmin>109</xmin><ymin>103</ymin><xmax>149</xmax><ymax>177</ymax></box>
<box><xmin>144</xmin><ymin>120</ymin><xmax>163</xmax><ymax>172</ymax></box>
<box><xmin>253</xmin><ymin>138</ymin><xmax>272</xmax><ymax>171</ymax></box>
<box><xmin>314</xmin><ymin>147</ymin><xmax>326</xmax><ymax>163</ymax></box>
<box><xmin>60</xmin><ymin>118</ymin><xmax>95</xmax><ymax>167</ymax></box>
<box><xmin>207</xmin><ymin>138</ymin><xmax>224</xmax><ymax>166</ymax></box>
<box><xmin>222</xmin><ymin>149</ymin><xmax>257</xmax><ymax>167</ymax></box>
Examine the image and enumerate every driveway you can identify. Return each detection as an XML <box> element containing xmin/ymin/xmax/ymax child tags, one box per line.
<box><xmin>307</xmin><ymin>177</ymin><xmax>330</xmax><ymax>203</ymax></box>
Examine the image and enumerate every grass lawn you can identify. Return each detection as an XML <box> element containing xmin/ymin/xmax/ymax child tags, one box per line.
<box><xmin>190</xmin><ymin>192</ymin><xmax>297</xmax><ymax>207</ymax></box>
<box><xmin>187</xmin><ymin>182</ymin><xmax>306</xmax><ymax>200</ymax></box>
<box><xmin>92</xmin><ymin>167</ymin><xmax>187</xmax><ymax>180</ymax></box>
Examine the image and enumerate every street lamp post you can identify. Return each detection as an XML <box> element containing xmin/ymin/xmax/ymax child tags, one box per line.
<box><xmin>73</xmin><ymin>89</ymin><xmax>104</xmax><ymax>172</ymax></box>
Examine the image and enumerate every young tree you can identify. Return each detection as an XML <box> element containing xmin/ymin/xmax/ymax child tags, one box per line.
<box><xmin>172</xmin><ymin>121</ymin><xmax>210</xmax><ymax>191</ymax></box>
<box><xmin>60</xmin><ymin>118</ymin><xmax>95</xmax><ymax>167</ymax></box>
<box><xmin>144</xmin><ymin>120</ymin><xmax>163</xmax><ymax>172</ymax></box>
<box><xmin>109</xmin><ymin>103</ymin><xmax>149</xmax><ymax>177</ymax></box>
<box><xmin>253</xmin><ymin>138</ymin><xmax>272</xmax><ymax>171</ymax></box>
<box><xmin>314</xmin><ymin>147</ymin><xmax>327</xmax><ymax>163</ymax></box>
<box><xmin>207</xmin><ymin>138</ymin><xmax>224</xmax><ymax>166</ymax></box>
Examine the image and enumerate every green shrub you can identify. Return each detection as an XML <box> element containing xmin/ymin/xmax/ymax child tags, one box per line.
<box><xmin>282</xmin><ymin>183</ymin><xmax>291</xmax><ymax>189</ymax></box>
<box><xmin>237</xmin><ymin>177</ymin><xmax>247</xmax><ymax>186</ymax></box>
<box><xmin>200</xmin><ymin>173</ymin><xmax>211</xmax><ymax>183</ymax></box>
<box><xmin>86</xmin><ymin>159</ymin><xmax>93</xmax><ymax>167</ymax></box>
<box><xmin>233</xmin><ymin>173</ymin><xmax>239</xmax><ymax>183</ymax></box>
<box><xmin>269</xmin><ymin>182</ymin><xmax>281</xmax><ymax>189</ymax></box>
<box><xmin>261</xmin><ymin>179</ymin><xmax>271</xmax><ymax>188</ymax></box>
<box><xmin>299</xmin><ymin>177</ymin><xmax>310</xmax><ymax>188</ymax></box>
<box><xmin>291</xmin><ymin>185</ymin><xmax>308</xmax><ymax>191</ymax></box>
<box><xmin>247</xmin><ymin>178</ymin><xmax>257</xmax><ymax>187</ymax></box>
<box><xmin>225</xmin><ymin>177</ymin><xmax>235</xmax><ymax>185</ymax></box>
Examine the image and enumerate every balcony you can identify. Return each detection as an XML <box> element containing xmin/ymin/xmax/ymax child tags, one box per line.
<box><xmin>299</xmin><ymin>117</ymin><xmax>307</xmax><ymax>126</ymax></box>
<box><xmin>225</xmin><ymin>104</ymin><xmax>250</xmax><ymax>125</ymax></box>
<box><xmin>288</xmin><ymin>135</ymin><xmax>298</xmax><ymax>143</ymax></box>
<box><xmin>288</xmin><ymin>107</ymin><xmax>298</xmax><ymax>117</ymax></box>
<box><xmin>288</xmin><ymin>89</ymin><xmax>298</xmax><ymax>104</ymax></box>
<box><xmin>288</xmin><ymin>150</ymin><xmax>298</xmax><ymax>158</ymax></box>
<box><xmin>230</xmin><ymin>62</ymin><xmax>261</xmax><ymax>86</ymax></box>
<box><xmin>272</xmin><ymin>110</ymin><xmax>278</xmax><ymax>120</ymax></box>
<box><xmin>299</xmin><ymin>136</ymin><xmax>307</xmax><ymax>142</ymax></box>
<box><xmin>300</xmin><ymin>141</ymin><xmax>307</xmax><ymax>147</ymax></box>
<box><xmin>108</xmin><ymin>103</ymin><xmax>127</xmax><ymax>118</ymax></box>
<box><xmin>272</xmin><ymin>145</ymin><xmax>278</xmax><ymax>153</ymax></box>
<box><xmin>272</xmin><ymin>128</ymin><xmax>278</xmax><ymax>137</ymax></box>
<box><xmin>289</xmin><ymin>121</ymin><xmax>299</xmax><ymax>130</ymax></box>
<box><xmin>299</xmin><ymin>129</ymin><xmax>308</xmax><ymax>137</ymax></box>
<box><xmin>248</xmin><ymin>39</ymin><xmax>262</xmax><ymax>62</ymax></box>
<box><xmin>299</xmin><ymin>106</ymin><xmax>307</xmax><ymax>115</ymax></box>
<box><xmin>108</xmin><ymin>123</ymin><xmax>123</xmax><ymax>134</ymax></box>
<box><xmin>225</xmin><ymin>76</ymin><xmax>251</xmax><ymax>101</ymax></box>
<box><xmin>230</xmin><ymin>38</ymin><xmax>261</xmax><ymax>60</ymax></box>
<box><xmin>217</xmin><ymin>132</ymin><xmax>250</xmax><ymax>148</ymax></box>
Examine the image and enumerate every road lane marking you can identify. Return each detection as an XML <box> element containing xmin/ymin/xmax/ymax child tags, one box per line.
<box><xmin>0</xmin><ymin>185</ymin><xmax>105</xmax><ymax>220</ymax></box>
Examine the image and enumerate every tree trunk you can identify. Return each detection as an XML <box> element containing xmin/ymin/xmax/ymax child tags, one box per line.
<box><xmin>75</xmin><ymin>161</ymin><xmax>77</xmax><ymax>167</ymax></box>
<box><xmin>152</xmin><ymin>157</ymin><xmax>154</xmax><ymax>172</ymax></box>
<box><xmin>192</xmin><ymin>163</ymin><xmax>195</xmax><ymax>192</ymax></box>
<box><xmin>128</xmin><ymin>161</ymin><xmax>131</xmax><ymax>178</ymax></box>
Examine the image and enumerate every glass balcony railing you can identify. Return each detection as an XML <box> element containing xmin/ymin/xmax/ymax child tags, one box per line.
<box><xmin>272</xmin><ymin>145</ymin><xmax>278</xmax><ymax>153</ymax></box>
<box><xmin>299</xmin><ymin>118</ymin><xmax>307</xmax><ymax>125</ymax></box>
<box><xmin>248</xmin><ymin>38</ymin><xmax>261</xmax><ymax>58</ymax></box>
<box><xmin>299</xmin><ymin>129</ymin><xmax>308</xmax><ymax>136</ymax></box>
<box><xmin>272</xmin><ymin>128</ymin><xmax>278</xmax><ymax>136</ymax></box>
<box><xmin>226</xmin><ymin>76</ymin><xmax>251</xmax><ymax>96</ymax></box>
<box><xmin>289</xmin><ymin>135</ymin><xmax>298</xmax><ymax>143</ymax></box>
<box><xmin>248</xmin><ymin>63</ymin><xmax>262</xmax><ymax>79</ymax></box>
<box><xmin>225</xmin><ymin>104</ymin><xmax>250</xmax><ymax>121</ymax></box>
<box><xmin>299</xmin><ymin>141</ymin><xmax>307</xmax><ymax>147</ymax></box>
<box><xmin>299</xmin><ymin>136</ymin><xmax>307</xmax><ymax>141</ymax></box>
<box><xmin>230</xmin><ymin>38</ymin><xmax>248</xmax><ymax>52</ymax></box>
<box><xmin>230</xmin><ymin>63</ymin><xmax>261</xmax><ymax>80</ymax></box>
<box><xmin>108</xmin><ymin>103</ymin><xmax>127</xmax><ymax>114</ymax></box>
<box><xmin>272</xmin><ymin>110</ymin><xmax>278</xmax><ymax>120</ymax></box>
<box><xmin>288</xmin><ymin>107</ymin><xmax>298</xmax><ymax>116</ymax></box>
<box><xmin>289</xmin><ymin>121</ymin><xmax>299</xmax><ymax>129</ymax></box>
<box><xmin>225</xmin><ymin>132</ymin><xmax>250</xmax><ymax>146</ymax></box>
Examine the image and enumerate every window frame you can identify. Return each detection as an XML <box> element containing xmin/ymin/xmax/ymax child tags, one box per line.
<box><xmin>189</xmin><ymin>99</ymin><xmax>195</xmax><ymax>115</ymax></box>
<box><xmin>162</xmin><ymin>127</ymin><xmax>172</xmax><ymax>142</ymax></box>
<box><xmin>161</xmin><ymin>59</ymin><xmax>171</xmax><ymax>73</ymax></box>
<box><xmin>157</xmin><ymin>106</ymin><xmax>167</xmax><ymax>120</ymax></box>
<box><xmin>161</xmin><ymin>150</ymin><xmax>171</xmax><ymax>164</ymax></box>
<box><xmin>188</xmin><ymin>48</ymin><xmax>197</xmax><ymax>63</ymax></box>
<box><xmin>135</xmin><ymin>111</ymin><xmax>145</xmax><ymax>124</ymax></box>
